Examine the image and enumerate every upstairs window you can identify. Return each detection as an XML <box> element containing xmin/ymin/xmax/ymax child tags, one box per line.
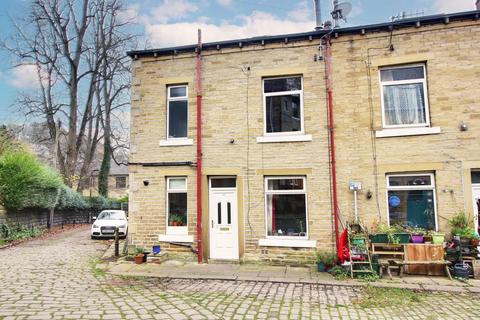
<box><xmin>380</xmin><ymin>64</ymin><xmax>430</xmax><ymax>128</ymax></box>
<box><xmin>167</xmin><ymin>85</ymin><xmax>188</xmax><ymax>139</ymax></box>
<box><xmin>263</xmin><ymin>76</ymin><xmax>303</xmax><ymax>135</ymax></box>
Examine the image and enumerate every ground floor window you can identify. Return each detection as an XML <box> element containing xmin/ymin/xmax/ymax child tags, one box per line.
<box><xmin>386</xmin><ymin>173</ymin><xmax>436</xmax><ymax>230</ymax></box>
<box><xmin>265</xmin><ymin>177</ymin><xmax>307</xmax><ymax>238</ymax></box>
<box><xmin>166</xmin><ymin>177</ymin><xmax>187</xmax><ymax>235</ymax></box>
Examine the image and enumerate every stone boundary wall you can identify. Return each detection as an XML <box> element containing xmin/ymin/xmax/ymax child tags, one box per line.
<box><xmin>0</xmin><ymin>208</ymin><xmax>94</xmax><ymax>229</ymax></box>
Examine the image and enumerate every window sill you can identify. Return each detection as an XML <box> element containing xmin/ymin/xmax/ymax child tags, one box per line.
<box><xmin>256</xmin><ymin>134</ymin><xmax>312</xmax><ymax>143</ymax></box>
<box><xmin>375</xmin><ymin>127</ymin><xmax>441</xmax><ymax>138</ymax></box>
<box><xmin>159</xmin><ymin>139</ymin><xmax>193</xmax><ymax>146</ymax></box>
<box><xmin>258</xmin><ymin>238</ymin><xmax>316</xmax><ymax>248</ymax></box>
<box><xmin>158</xmin><ymin>234</ymin><xmax>194</xmax><ymax>243</ymax></box>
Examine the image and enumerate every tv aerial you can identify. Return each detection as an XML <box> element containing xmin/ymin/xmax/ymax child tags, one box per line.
<box><xmin>331</xmin><ymin>0</ymin><xmax>352</xmax><ymax>28</ymax></box>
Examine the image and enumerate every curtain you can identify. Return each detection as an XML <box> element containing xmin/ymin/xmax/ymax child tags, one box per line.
<box><xmin>384</xmin><ymin>84</ymin><xmax>425</xmax><ymax>125</ymax></box>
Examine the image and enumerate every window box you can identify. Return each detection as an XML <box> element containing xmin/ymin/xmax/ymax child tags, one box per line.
<box><xmin>264</xmin><ymin>176</ymin><xmax>309</xmax><ymax>239</ymax></box>
<box><xmin>380</xmin><ymin>64</ymin><xmax>431</xmax><ymax>129</ymax></box>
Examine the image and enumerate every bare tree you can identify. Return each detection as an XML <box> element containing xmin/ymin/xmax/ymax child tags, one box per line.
<box><xmin>3</xmin><ymin>0</ymin><xmax>135</xmax><ymax>190</ymax></box>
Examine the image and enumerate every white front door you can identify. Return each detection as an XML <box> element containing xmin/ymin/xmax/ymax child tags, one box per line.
<box><xmin>472</xmin><ymin>186</ymin><xmax>480</xmax><ymax>233</ymax></box>
<box><xmin>209</xmin><ymin>178</ymin><xmax>238</xmax><ymax>260</ymax></box>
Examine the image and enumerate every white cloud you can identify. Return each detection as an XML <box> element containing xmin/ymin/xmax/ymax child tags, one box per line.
<box><xmin>118</xmin><ymin>4</ymin><xmax>140</xmax><ymax>23</ymax></box>
<box><xmin>149</xmin><ymin>0</ymin><xmax>199</xmax><ymax>24</ymax></box>
<box><xmin>8</xmin><ymin>64</ymin><xmax>44</xmax><ymax>89</ymax></box>
<box><xmin>144</xmin><ymin>9</ymin><xmax>315</xmax><ymax>47</ymax></box>
<box><xmin>217</xmin><ymin>0</ymin><xmax>232</xmax><ymax>7</ymax></box>
<box><xmin>288</xmin><ymin>0</ymin><xmax>312</xmax><ymax>22</ymax></box>
<box><xmin>433</xmin><ymin>0</ymin><xmax>475</xmax><ymax>13</ymax></box>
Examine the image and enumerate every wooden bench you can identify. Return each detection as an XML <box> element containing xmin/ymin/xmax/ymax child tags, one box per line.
<box><xmin>391</xmin><ymin>260</ymin><xmax>452</xmax><ymax>280</ymax></box>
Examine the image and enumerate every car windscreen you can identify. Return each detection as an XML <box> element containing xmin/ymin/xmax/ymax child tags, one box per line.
<box><xmin>97</xmin><ymin>211</ymin><xmax>125</xmax><ymax>220</ymax></box>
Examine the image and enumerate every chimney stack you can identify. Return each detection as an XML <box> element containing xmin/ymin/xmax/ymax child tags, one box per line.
<box><xmin>313</xmin><ymin>0</ymin><xmax>322</xmax><ymax>30</ymax></box>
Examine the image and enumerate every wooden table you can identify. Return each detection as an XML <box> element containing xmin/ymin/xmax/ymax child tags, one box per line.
<box><xmin>404</xmin><ymin>244</ymin><xmax>445</xmax><ymax>276</ymax></box>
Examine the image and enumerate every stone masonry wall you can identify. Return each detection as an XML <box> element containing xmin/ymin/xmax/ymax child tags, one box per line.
<box><xmin>128</xmin><ymin>18</ymin><xmax>480</xmax><ymax>264</ymax></box>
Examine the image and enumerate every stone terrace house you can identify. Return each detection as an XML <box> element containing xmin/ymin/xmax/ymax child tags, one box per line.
<box><xmin>127</xmin><ymin>10</ymin><xmax>480</xmax><ymax>264</ymax></box>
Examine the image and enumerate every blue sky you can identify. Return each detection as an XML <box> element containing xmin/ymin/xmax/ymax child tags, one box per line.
<box><xmin>0</xmin><ymin>0</ymin><xmax>476</xmax><ymax>123</ymax></box>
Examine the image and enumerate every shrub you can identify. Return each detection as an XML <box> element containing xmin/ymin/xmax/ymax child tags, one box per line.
<box><xmin>0</xmin><ymin>151</ymin><xmax>62</xmax><ymax>209</ymax></box>
<box><xmin>56</xmin><ymin>185</ymin><xmax>88</xmax><ymax>209</ymax></box>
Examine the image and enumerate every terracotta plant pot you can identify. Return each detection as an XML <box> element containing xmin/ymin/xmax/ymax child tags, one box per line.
<box><xmin>134</xmin><ymin>255</ymin><xmax>144</xmax><ymax>264</ymax></box>
<box><xmin>471</xmin><ymin>239</ymin><xmax>480</xmax><ymax>246</ymax></box>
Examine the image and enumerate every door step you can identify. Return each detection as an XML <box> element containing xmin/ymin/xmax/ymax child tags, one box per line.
<box><xmin>208</xmin><ymin>259</ymin><xmax>240</xmax><ymax>264</ymax></box>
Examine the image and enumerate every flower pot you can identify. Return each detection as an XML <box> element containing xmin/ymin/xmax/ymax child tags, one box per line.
<box><xmin>352</xmin><ymin>237</ymin><xmax>366</xmax><ymax>246</ymax></box>
<box><xmin>134</xmin><ymin>255</ymin><xmax>144</xmax><ymax>264</ymax></box>
<box><xmin>432</xmin><ymin>233</ymin><xmax>445</xmax><ymax>245</ymax></box>
<box><xmin>152</xmin><ymin>245</ymin><xmax>161</xmax><ymax>254</ymax></box>
<box><xmin>394</xmin><ymin>233</ymin><xmax>411</xmax><ymax>244</ymax></box>
<box><xmin>460</xmin><ymin>237</ymin><xmax>471</xmax><ymax>246</ymax></box>
<box><xmin>317</xmin><ymin>262</ymin><xmax>326</xmax><ymax>272</ymax></box>
<box><xmin>411</xmin><ymin>234</ymin><xmax>424</xmax><ymax>243</ymax></box>
<box><xmin>370</xmin><ymin>233</ymin><xmax>388</xmax><ymax>243</ymax></box>
<box><xmin>142</xmin><ymin>252</ymin><xmax>149</xmax><ymax>263</ymax></box>
<box><xmin>454</xmin><ymin>263</ymin><xmax>471</xmax><ymax>279</ymax></box>
<box><xmin>471</xmin><ymin>239</ymin><xmax>480</xmax><ymax>246</ymax></box>
<box><xmin>423</xmin><ymin>235</ymin><xmax>433</xmax><ymax>243</ymax></box>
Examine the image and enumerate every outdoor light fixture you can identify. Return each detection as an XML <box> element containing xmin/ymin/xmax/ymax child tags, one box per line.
<box><xmin>143</xmin><ymin>179</ymin><xmax>149</xmax><ymax>186</ymax></box>
<box><xmin>460</xmin><ymin>121</ymin><xmax>468</xmax><ymax>131</ymax></box>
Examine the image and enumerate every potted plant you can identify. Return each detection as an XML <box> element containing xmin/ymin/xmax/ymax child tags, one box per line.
<box><xmin>449</xmin><ymin>213</ymin><xmax>474</xmax><ymax>246</ymax></box>
<box><xmin>370</xmin><ymin>223</ymin><xmax>409</xmax><ymax>244</ymax></box>
<box><xmin>431</xmin><ymin>232</ymin><xmax>445</xmax><ymax>245</ymax></box>
<box><xmin>315</xmin><ymin>250</ymin><xmax>336</xmax><ymax>272</ymax></box>
<box><xmin>472</xmin><ymin>233</ymin><xmax>480</xmax><ymax>246</ymax></box>
<box><xmin>134</xmin><ymin>247</ymin><xmax>145</xmax><ymax>264</ymax></box>
<box><xmin>409</xmin><ymin>227</ymin><xmax>425</xmax><ymax>244</ymax></box>
<box><xmin>170</xmin><ymin>214</ymin><xmax>184</xmax><ymax>227</ymax></box>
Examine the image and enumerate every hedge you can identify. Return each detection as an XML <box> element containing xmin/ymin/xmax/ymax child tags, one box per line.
<box><xmin>0</xmin><ymin>150</ymin><xmax>122</xmax><ymax>211</ymax></box>
<box><xmin>0</xmin><ymin>151</ymin><xmax>62</xmax><ymax>209</ymax></box>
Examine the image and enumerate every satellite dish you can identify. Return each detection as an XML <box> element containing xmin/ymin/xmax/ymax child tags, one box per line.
<box><xmin>331</xmin><ymin>0</ymin><xmax>352</xmax><ymax>27</ymax></box>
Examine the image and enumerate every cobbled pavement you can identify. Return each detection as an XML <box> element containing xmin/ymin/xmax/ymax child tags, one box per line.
<box><xmin>0</xmin><ymin>227</ymin><xmax>479</xmax><ymax>319</ymax></box>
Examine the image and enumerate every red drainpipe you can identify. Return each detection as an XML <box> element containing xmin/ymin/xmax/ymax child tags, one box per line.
<box><xmin>325</xmin><ymin>35</ymin><xmax>340</xmax><ymax>253</ymax></box>
<box><xmin>196</xmin><ymin>29</ymin><xmax>203</xmax><ymax>263</ymax></box>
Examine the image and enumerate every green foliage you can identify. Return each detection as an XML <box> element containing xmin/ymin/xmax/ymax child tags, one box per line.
<box><xmin>0</xmin><ymin>223</ymin><xmax>42</xmax><ymax>242</ymax></box>
<box><xmin>330</xmin><ymin>265</ymin><xmax>349</xmax><ymax>280</ymax></box>
<box><xmin>118</xmin><ymin>195</ymin><xmax>129</xmax><ymax>203</ymax></box>
<box><xmin>357</xmin><ymin>271</ymin><xmax>380</xmax><ymax>282</ymax></box>
<box><xmin>56</xmin><ymin>185</ymin><xmax>88</xmax><ymax>209</ymax></box>
<box><xmin>449</xmin><ymin>212</ymin><xmax>469</xmax><ymax>229</ymax></box>
<box><xmin>88</xmin><ymin>196</ymin><xmax>112</xmax><ymax>211</ymax></box>
<box><xmin>135</xmin><ymin>247</ymin><xmax>145</xmax><ymax>254</ymax></box>
<box><xmin>0</xmin><ymin>151</ymin><xmax>62</xmax><ymax>209</ymax></box>
<box><xmin>315</xmin><ymin>250</ymin><xmax>337</xmax><ymax>264</ymax></box>
<box><xmin>449</xmin><ymin>212</ymin><xmax>474</xmax><ymax>238</ymax></box>
<box><xmin>354</xmin><ymin>285</ymin><xmax>422</xmax><ymax>308</ymax></box>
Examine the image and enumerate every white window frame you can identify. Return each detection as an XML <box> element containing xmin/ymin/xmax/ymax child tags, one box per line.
<box><xmin>262</xmin><ymin>76</ymin><xmax>304</xmax><ymax>137</ymax></box>
<box><xmin>264</xmin><ymin>176</ymin><xmax>309</xmax><ymax>240</ymax></box>
<box><xmin>379</xmin><ymin>64</ymin><xmax>430</xmax><ymax>129</ymax></box>
<box><xmin>385</xmin><ymin>172</ymin><xmax>438</xmax><ymax>231</ymax></box>
<box><xmin>115</xmin><ymin>176</ymin><xmax>127</xmax><ymax>189</ymax></box>
<box><xmin>167</xmin><ymin>85</ymin><xmax>188</xmax><ymax>140</ymax></box>
<box><xmin>166</xmin><ymin>177</ymin><xmax>188</xmax><ymax>235</ymax></box>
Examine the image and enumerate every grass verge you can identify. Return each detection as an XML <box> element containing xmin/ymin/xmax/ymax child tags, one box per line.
<box><xmin>354</xmin><ymin>285</ymin><xmax>423</xmax><ymax>308</ymax></box>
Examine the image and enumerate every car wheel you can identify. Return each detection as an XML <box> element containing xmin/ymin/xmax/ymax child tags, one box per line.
<box><xmin>91</xmin><ymin>235</ymin><xmax>96</xmax><ymax>240</ymax></box>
